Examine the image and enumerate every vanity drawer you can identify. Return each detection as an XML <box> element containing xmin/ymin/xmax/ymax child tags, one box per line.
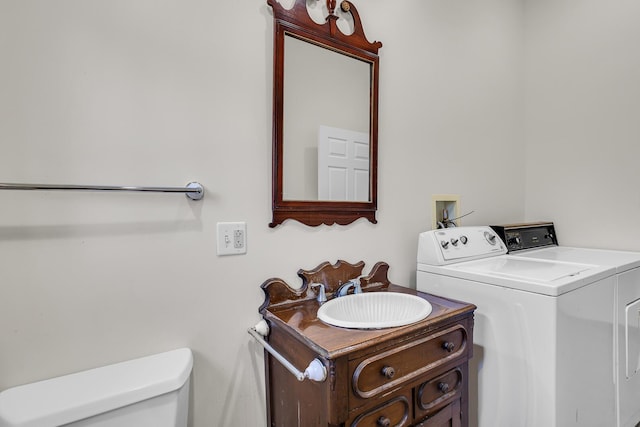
<box><xmin>350</xmin><ymin>324</ymin><xmax>468</xmax><ymax>400</ymax></box>
<box><xmin>415</xmin><ymin>368</ymin><xmax>463</xmax><ymax>419</ymax></box>
<box><xmin>347</xmin><ymin>392</ymin><xmax>411</xmax><ymax>427</ymax></box>
<box><xmin>414</xmin><ymin>399</ymin><xmax>461</xmax><ymax>427</ymax></box>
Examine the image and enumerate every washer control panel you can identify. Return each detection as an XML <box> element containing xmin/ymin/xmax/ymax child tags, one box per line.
<box><xmin>417</xmin><ymin>226</ymin><xmax>507</xmax><ymax>265</ymax></box>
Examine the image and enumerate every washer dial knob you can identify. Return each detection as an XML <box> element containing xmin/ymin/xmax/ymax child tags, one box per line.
<box><xmin>484</xmin><ymin>232</ymin><xmax>497</xmax><ymax>245</ymax></box>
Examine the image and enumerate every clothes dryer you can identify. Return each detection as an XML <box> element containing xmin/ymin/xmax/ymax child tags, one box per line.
<box><xmin>416</xmin><ymin>226</ymin><xmax>616</xmax><ymax>427</ymax></box>
<box><xmin>491</xmin><ymin>222</ymin><xmax>640</xmax><ymax>427</ymax></box>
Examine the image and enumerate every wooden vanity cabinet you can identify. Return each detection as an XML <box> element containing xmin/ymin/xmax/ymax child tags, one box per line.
<box><xmin>258</xmin><ymin>261</ymin><xmax>475</xmax><ymax>427</ymax></box>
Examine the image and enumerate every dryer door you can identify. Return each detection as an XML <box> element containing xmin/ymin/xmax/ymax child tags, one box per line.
<box><xmin>617</xmin><ymin>267</ymin><xmax>640</xmax><ymax>427</ymax></box>
<box><xmin>625</xmin><ymin>298</ymin><xmax>640</xmax><ymax>379</ymax></box>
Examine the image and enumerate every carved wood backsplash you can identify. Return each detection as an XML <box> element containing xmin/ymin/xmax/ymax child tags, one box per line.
<box><xmin>259</xmin><ymin>260</ymin><xmax>391</xmax><ymax>313</ymax></box>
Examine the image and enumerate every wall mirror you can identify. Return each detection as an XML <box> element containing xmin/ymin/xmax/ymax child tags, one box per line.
<box><xmin>267</xmin><ymin>0</ymin><xmax>382</xmax><ymax>227</ymax></box>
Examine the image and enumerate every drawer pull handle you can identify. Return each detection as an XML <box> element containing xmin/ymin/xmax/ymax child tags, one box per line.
<box><xmin>377</xmin><ymin>416</ymin><xmax>391</xmax><ymax>427</ymax></box>
<box><xmin>381</xmin><ymin>366</ymin><xmax>396</xmax><ymax>379</ymax></box>
<box><xmin>438</xmin><ymin>382</ymin><xmax>450</xmax><ymax>393</ymax></box>
<box><xmin>442</xmin><ymin>341</ymin><xmax>455</xmax><ymax>352</ymax></box>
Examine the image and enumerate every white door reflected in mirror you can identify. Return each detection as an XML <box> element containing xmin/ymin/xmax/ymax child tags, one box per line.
<box><xmin>318</xmin><ymin>125</ymin><xmax>369</xmax><ymax>201</ymax></box>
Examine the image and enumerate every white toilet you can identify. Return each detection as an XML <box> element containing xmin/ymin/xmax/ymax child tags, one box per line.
<box><xmin>0</xmin><ymin>348</ymin><xmax>192</xmax><ymax>427</ymax></box>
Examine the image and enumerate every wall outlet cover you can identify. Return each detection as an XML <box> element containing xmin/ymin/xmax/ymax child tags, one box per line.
<box><xmin>217</xmin><ymin>222</ymin><xmax>247</xmax><ymax>255</ymax></box>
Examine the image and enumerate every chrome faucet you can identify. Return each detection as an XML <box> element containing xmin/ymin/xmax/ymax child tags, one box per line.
<box><xmin>310</xmin><ymin>283</ymin><xmax>327</xmax><ymax>303</ymax></box>
<box><xmin>337</xmin><ymin>277</ymin><xmax>363</xmax><ymax>297</ymax></box>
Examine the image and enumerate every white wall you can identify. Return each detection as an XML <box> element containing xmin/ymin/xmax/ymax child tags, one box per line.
<box><xmin>524</xmin><ymin>0</ymin><xmax>640</xmax><ymax>250</ymax></box>
<box><xmin>0</xmin><ymin>1</ymin><xmax>523</xmax><ymax>426</ymax></box>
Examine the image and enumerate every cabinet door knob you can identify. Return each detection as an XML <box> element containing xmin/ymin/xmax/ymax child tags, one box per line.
<box><xmin>381</xmin><ymin>366</ymin><xmax>395</xmax><ymax>379</ymax></box>
<box><xmin>438</xmin><ymin>382</ymin><xmax>450</xmax><ymax>393</ymax></box>
<box><xmin>377</xmin><ymin>416</ymin><xmax>391</xmax><ymax>427</ymax></box>
<box><xmin>442</xmin><ymin>341</ymin><xmax>455</xmax><ymax>352</ymax></box>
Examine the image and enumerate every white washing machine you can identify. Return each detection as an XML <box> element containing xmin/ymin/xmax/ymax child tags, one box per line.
<box><xmin>491</xmin><ymin>222</ymin><xmax>640</xmax><ymax>427</ymax></box>
<box><xmin>416</xmin><ymin>226</ymin><xmax>617</xmax><ymax>427</ymax></box>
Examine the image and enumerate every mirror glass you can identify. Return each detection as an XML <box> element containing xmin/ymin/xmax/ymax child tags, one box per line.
<box><xmin>282</xmin><ymin>34</ymin><xmax>371</xmax><ymax>201</ymax></box>
<box><xmin>268</xmin><ymin>0</ymin><xmax>382</xmax><ymax>227</ymax></box>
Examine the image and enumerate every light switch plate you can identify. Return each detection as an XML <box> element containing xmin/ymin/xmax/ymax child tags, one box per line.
<box><xmin>217</xmin><ymin>222</ymin><xmax>247</xmax><ymax>255</ymax></box>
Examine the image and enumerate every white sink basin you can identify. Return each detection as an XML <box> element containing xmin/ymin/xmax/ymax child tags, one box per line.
<box><xmin>316</xmin><ymin>292</ymin><xmax>433</xmax><ymax>329</ymax></box>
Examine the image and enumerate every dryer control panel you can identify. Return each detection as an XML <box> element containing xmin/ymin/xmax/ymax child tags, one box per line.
<box><xmin>491</xmin><ymin>222</ymin><xmax>558</xmax><ymax>253</ymax></box>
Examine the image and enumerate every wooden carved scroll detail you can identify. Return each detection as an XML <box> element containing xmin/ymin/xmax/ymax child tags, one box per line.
<box><xmin>259</xmin><ymin>260</ymin><xmax>391</xmax><ymax>313</ymax></box>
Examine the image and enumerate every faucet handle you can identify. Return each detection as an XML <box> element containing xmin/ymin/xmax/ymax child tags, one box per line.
<box><xmin>353</xmin><ymin>279</ymin><xmax>362</xmax><ymax>294</ymax></box>
<box><xmin>310</xmin><ymin>283</ymin><xmax>327</xmax><ymax>303</ymax></box>
<box><xmin>352</xmin><ymin>276</ymin><xmax>363</xmax><ymax>294</ymax></box>
<box><xmin>337</xmin><ymin>277</ymin><xmax>363</xmax><ymax>297</ymax></box>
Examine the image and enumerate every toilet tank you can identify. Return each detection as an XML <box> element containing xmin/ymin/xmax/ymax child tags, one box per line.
<box><xmin>0</xmin><ymin>348</ymin><xmax>192</xmax><ymax>427</ymax></box>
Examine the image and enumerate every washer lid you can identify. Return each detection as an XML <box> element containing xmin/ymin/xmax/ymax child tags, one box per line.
<box><xmin>512</xmin><ymin>246</ymin><xmax>640</xmax><ymax>273</ymax></box>
<box><xmin>436</xmin><ymin>256</ymin><xmax>614</xmax><ymax>296</ymax></box>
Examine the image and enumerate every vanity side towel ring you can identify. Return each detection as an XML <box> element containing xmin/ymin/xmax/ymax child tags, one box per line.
<box><xmin>248</xmin><ymin>320</ymin><xmax>327</xmax><ymax>382</ymax></box>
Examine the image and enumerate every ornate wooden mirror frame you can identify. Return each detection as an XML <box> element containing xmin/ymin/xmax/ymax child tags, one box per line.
<box><xmin>267</xmin><ymin>0</ymin><xmax>382</xmax><ymax>227</ymax></box>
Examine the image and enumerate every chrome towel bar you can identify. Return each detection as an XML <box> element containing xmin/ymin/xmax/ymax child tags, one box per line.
<box><xmin>0</xmin><ymin>181</ymin><xmax>204</xmax><ymax>200</ymax></box>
